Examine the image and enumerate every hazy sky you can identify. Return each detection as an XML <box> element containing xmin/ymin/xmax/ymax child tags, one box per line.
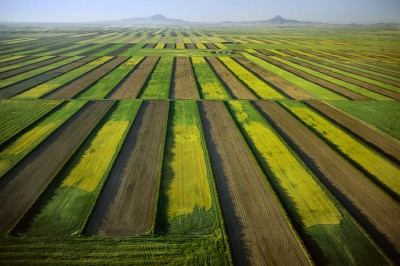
<box><xmin>0</xmin><ymin>0</ymin><xmax>399</xmax><ymax>24</ymax></box>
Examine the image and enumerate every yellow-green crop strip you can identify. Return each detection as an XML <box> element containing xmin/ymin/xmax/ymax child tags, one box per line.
<box><xmin>227</xmin><ymin>100</ymin><xmax>341</xmax><ymax>227</ymax></box>
<box><xmin>159</xmin><ymin>101</ymin><xmax>218</xmax><ymax>234</ymax></box>
<box><xmin>0</xmin><ymin>56</ymin><xmax>83</xmax><ymax>89</ymax></box>
<box><xmin>219</xmin><ymin>56</ymin><xmax>284</xmax><ymax>99</ymax></box>
<box><xmin>281</xmin><ymin>100</ymin><xmax>400</xmax><ymax>197</ymax></box>
<box><xmin>24</xmin><ymin>100</ymin><xmax>142</xmax><ymax>235</ymax></box>
<box><xmin>272</xmin><ymin>56</ymin><xmax>392</xmax><ymax>101</ymax></box>
<box><xmin>242</xmin><ymin>52</ymin><xmax>346</xmax><ymax>100</ymax></box>
<box><xmin>290</xmin><ymin>56</ymin><xmax>400</xmax><ymax>94</ymax></box>
<box><xmin>0</xmin><ymin>99</ymin><xmax>61</xmax><ymax>146</ymax></box>
<box><xmin>0</xmin><ymin>100</ymin><xmax>87</xmax><ymax>178</ymax></box>
<box><xmin>78</xmin><ymin>56</ymin><xmax>143</xmax><ymax>99</ymax></box>
<box><xmin>140</xmin><ymin>57</ymin><xmax>173</xmax><ymax>99</ymax></box>
<box><xmin>0</xmin><ymin>56</ymin><xmax>53</xmax><ymax>73</ymax></box>
<box><xmin>227</xmin><ymin>100</ymin><xmax>389</xmax><ymax>264</ymax></box>
<box><xmin>191</xmin><ymin>57</ymin><xmax>231</xmax><ymax>100</ymax></box>
<box><xmin>14</xmin><ymin>56</ymin><xmax>113</xmax><ymax>99</ymax></box>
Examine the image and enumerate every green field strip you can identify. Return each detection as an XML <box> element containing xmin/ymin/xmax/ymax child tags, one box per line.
<box><xmin>77</xmin><ymin>56</ymin><xmax>143</xmax><ymax>99</ymax></box>
<box><xmin>0</xmin><ymin>57</ymin><xmax>87</xmax><ymax>95</ymax></box>
<box><xmin>0</xmin><ymin>99</ymin><xmax>61</xmax><ymax>146</ymax></box>
<box><xmin>14</xmin><ymin>56</ymin><xmax>113</xmax><ymax>99</ymax></box>
<box><xmin>219</xmin><ymin>57</ymin><xmax>284</xmax><ymax>99</ymax></box>
<box><xmin>34</xmin><ymin>43</ymin><xmax>90</xmax><ymax>56</ymax></box>
<box><xmin>0</xmin><ymin>56</ymin><xmax>54</xmax><ymax>73</ymax></box>
<box><xmin>243</xmin><ymin>52</ymin><xmax>346</xmax><ymax>100</ymax></box>
<box><xmin>22</xmin><ymin>100</ymin><xmax>142</xmax><ymax>236</ymax></box>
<box><xmin>0</xmin><ymin>233</ymin><xmax>229</xmax><ymax>265</ymax></box>
<box><xmin>290</xmin><ymin>49</ymin><xmax>400</xmax><ymax>82</ymax></box>
<box><xmin>330</xmin><ymin>101</ymin><xmax>400</xmax><ymax>140</ymax></box>
<box><xmin>63</xmin><ymin>43</ymin><xmax>111</xmax><ymax>56</ymax></box>
<box><xmin>356</xmin><ymin>62</ymin><xmax>400</xmax><ymax>79</ymax></box>
<box><xmin>0</xmin><ymin>100</ymin><xmax>87</xmax><ymax>178</ymax></box>
<box><xmin>272</xmin><ymin>56</ymin><xmax>392</xmax><ymax>101</ymax></box>
<box><xmin>289</xmin><ymin>56</ymin><xmax>400</xmax><ymax>93</ymax></box>
<box><xmin>158</xmin><ymin>101</ymin><xmax>220</xmax><ymax>234</ymax></box>
<box><xmin>226</xmin><ymin>100</ymin><xmax>388</xmax><ymax>265</ymax></box>
<box><xmin>192</xmin><ymin>57</ymin><xmax>231</xmax><ymax>100</ymax></box>
<box><xmin>92</xmin><ymin>43</ymin><xmax>125</xmax><ymax>56</ymax></box>
<box><xmin>119</xmin><ymin>43</ymin><xmax>146</xmax><ymax>56</ymax></box>
<box><xmin>140</xmin><ymin>57</ymin><xmax>174</xmax><ymax>99</ymax></box>
<box><xmin>0</xmin><ymin>55</ymin><xmax>26</xmax><ymax>64</ymax></box>
<box><xmin>281</xmin><ymin>100</ymin><xmax>400</xmax><ymax>198</ymax></box>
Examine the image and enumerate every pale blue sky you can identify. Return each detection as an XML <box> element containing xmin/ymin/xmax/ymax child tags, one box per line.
<box><xmin>0</xmin><ymin>0</ymin><xmax>399</xmax><ymax>24</ymax></box>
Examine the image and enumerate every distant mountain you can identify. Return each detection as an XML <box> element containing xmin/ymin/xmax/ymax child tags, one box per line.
<box><xmin>263</xmin><ymin>15</ymin><xmax>302</xmax><ymax>24</ymax></box>
<box><xmin>97</xmin><ymin>14</ymin><xmax>188</xmax><ymax>25</ymax></box>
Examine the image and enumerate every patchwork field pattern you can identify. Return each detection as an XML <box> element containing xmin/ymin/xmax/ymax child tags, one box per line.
<box><xmin>0</xmin><ymin>25</ymin><xmax>399</xmax><ymax>265</ymax></box>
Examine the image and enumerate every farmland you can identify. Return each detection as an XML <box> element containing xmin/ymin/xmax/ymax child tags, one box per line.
<box><xmin>0</xmin><ymin>24</ymin><xmax>399</xmax><ymax>265</ymax></box>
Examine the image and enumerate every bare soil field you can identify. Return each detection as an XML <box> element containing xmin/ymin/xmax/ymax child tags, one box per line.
<box><xmin>305</xmin><ymin>100</ymin><xmax>400</xmax><ymax>164</ymax></box>
<box><xmin>165</xmin><ymin>43</ymin><xmax>175</xmax><ymax>49</ymax></box>
<box><xmin>255</xmin><ymin>53</ymin><xmax>370</xmax><ymax>100</ymax></box>
<box><xmin>185</xmin><ymin>43</ymin><xmax>196</xmax><ymax>49</ymax></box>
<box><xmin>109</xmin><ymin>57</ymin><xmax>159</xmax><ymax>99</ymax></box>
<box><xmin>0</xmin><ymin>57</ymin><xmax>98</xmax><ymax>98</ymax></box>
<box><xmin>254</xmin><ymin>101</ymin><xmax>400</xmax><ymax>261</ymax></box>
<box><xmin>170</xmin><ymin>57</ymin><xmax>199</xmax><ymax>99</ymax></box>
<box><xmin>198</xmin><ymin>101</ymin><xmax>309</xmax><ymax>266</ymax></box>
<box><xmin>0</xmin><ymin>101</ymin><xmax>113</xmax><ymax>235</ymax></box>
<box><xmin>86</xmin><ymin>101</ymin><xmax>169</xmax><ymax>237</ymax></box>
<box><xmin>206</xmin><ymin>57</ymin><xmax>256</xmax><ymax>99</ymax></box>
<box><xmin>0</xmin><ymin>57</ymin><xmax>67</xmax><ymax>79</ymax></box>
<box><xmin>43</xmin><ymin>57</ymin><xmax>128</xmax><ymax>99</ymax></box>
<box><xmin>107</xmin><ymin>43</ymin><xmax>135</xmax><ymax>56</ymax></box>
<box><xmin>80</xmin><ymin>43</ymin><xmax>115</xmax><ymax>56</ymax></box>
<box><xmin>234</xmin><ymin>57</ymin><xmax>316</xmax><ymax>100</ymax></box>
<box><xmin>205</xmin><ymin>43</ymin><xmax>218</xmax><ymax>49</ymax></box>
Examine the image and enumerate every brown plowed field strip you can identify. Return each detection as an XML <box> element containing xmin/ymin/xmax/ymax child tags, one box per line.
<box><xmin>165</xmin><ymin>43</ymin><xmax>175</xmax><ymax>49</ymax></box>
<box><xmin>305</xmin><ymin>100</ymin><xmax>400</xmax><ymax>164</ymax></box>
<box><xmin>51</xmin><ymin>43</ymin><xmax>94</xmax><ymax>56</ymax></box>
<box><xmin>106</xmin><ymin>43</ymin><xmax>135</xmax><ymax>56</ymax></box>
<box><xmin>234</xmin><ymin>57</ymin><xmax>316</xmax><ymax>100</ymax></box>
<box><xmin>0</xmin><ymin>56</ymin><xmax>35</xmax><ymax>68</ymax></box>
<box><xmin>206</xmin><ymin>57</ymin><xmax>256</xmax><ymax>99</ymax></box>
<box><xmin>108</xmin><ymin>57</ymin><xmax>159</xmax><ymax>99</ymax></box>
<box><xmin>185</xmin><ymin>43</ymin><xmax>196</xmax><ymax>49</ymax></box>
<box><xmin>255</xmin><ymin>54</ymin><xmax>370</xmax><ymax>100</ymax></box>
<box><xmin>282</xmin><ymin>56</ymin><xmax>400</xmax><ymax>99</ymax></box>
<box><xmin>254</xmin><ymin>101</ymin><xmax>400</xmax><ymax>261</ymax></box>
<box><xmin>170</xmin><ymin>57</ymin><xmax>199</xmax><ymax>99</ymax></box>
<box><xmin>0</xmin><ymin>56</ymin><xmax>67</xmax><ymax>79</ymax></box>
<box><xmin>0</xmin><ymin>100</ymin><xmax>113</xmax><ymax>235</ymax></box>
<box><xmin>85</xmin><ymin>101</ymin><xmax>169</xmax><ymax>237</ymax></box>
<box><xmin>0</xmin><ymin>57</ymin><xmax>98</xmax><ymax>99</ymax></box>
<box><xmin>144</xmin><ymin>43</ymin><xmax>155</xmax><ymax>48</ymax></box>
<box><xmin>205</xmin><ymin>43</ymin><xmax>218</xmax><ymax>49</ymax></box>
<box><xmin>285</xmin><ymin>50</ymin><xmax>400</xmax><ymax>85</ymax></box>
<box><xmin>80</xmin><ymin>43</ymin><xmax>115</xmax><ymax>56</ymax></box>
<box><xmin>198</xmin><ymin>101</ymin><xmax>309</xmax><ymax>266</ymax></box>
<box><xmin>43</xmin><ymin>57</ymin><xmax>128</xmax><ymax>99</ymax></box>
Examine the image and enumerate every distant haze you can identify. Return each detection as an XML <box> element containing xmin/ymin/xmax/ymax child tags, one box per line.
<box><xmin>0</xmin><ymin>0</ymin><xmax>399</xmax><ymax>24</ymax></box>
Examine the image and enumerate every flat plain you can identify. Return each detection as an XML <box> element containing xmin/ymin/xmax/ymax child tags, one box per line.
<box><xmin>0</xmin><ymin>24</ymin><xmax>399</xmax><ymax>265</ymax></box>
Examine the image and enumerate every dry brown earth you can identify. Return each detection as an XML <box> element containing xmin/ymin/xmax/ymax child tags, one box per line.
<box><xmin>85</xmin><ymin>101</ymin><xmax>169</xmax><ymax>237</ymax></box>
<box><xmin>108</xmin><ymin>57</ymin><xmax>159</xmax><ymax>99</ymax></box>
<box><xmin>206</xmin><ymin>57</ymin><xmax>256</xmax><ymax>99</ymax></box>
<box><xmin>198</xmin><ymin>101</ymin><xmax>310</xmax><ymax>266</ymax></box>
<box><xmin>170</xmin><ymin>57</ymin><xmax>199</xmax><ymax>99</ymax></box>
